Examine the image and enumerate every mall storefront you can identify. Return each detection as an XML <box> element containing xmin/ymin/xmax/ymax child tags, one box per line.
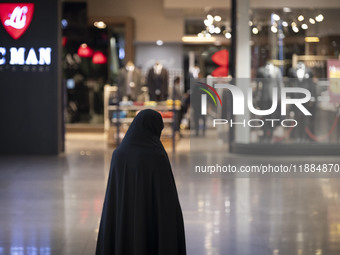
<box><xmin>0</xmin><ymin>0</ymin><xmax>340</xmax><ymax>155</ymax></box>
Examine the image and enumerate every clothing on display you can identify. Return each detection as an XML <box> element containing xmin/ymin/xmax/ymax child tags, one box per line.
<box><xmin>118</xmin><ymin>61</ymin><xmax>142</xmax><ymax>101</ymax></box>
<box><xmin>256</xmin><ymin>62</ymin><xmax>283</xmax><ymax>102</ymax></box>
<box><xmin>256</xmin><ymin>62</ymin><xmax>283</xmax><ymax>141</ymax></box>
<box><xmin>147</xmin><ymin>63</ymin><xmax>169</xmax><ymax>101</ymax></box>
<box><xmin>288</xmin><ymin>62</ymin><xmax>317</xmax><ymax>141</ymax></box>
<box><xmin>288</xmin><ymin>62</ymin><xmax>316</xmax><ymax>97</ymax></box>
<box><xmin>96</xmin><ymin>109</ymin><xmax>186</xmax><ymax>255</ymax></box>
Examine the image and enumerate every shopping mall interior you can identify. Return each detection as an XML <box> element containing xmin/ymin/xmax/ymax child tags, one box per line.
<box><xmin>1</xmin><ymin>0</ymin><xmax>340</xmax><ymax>254</ymax></box>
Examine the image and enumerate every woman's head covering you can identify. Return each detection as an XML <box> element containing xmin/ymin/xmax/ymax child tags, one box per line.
<box><xmin>121</xmin><ymin>109</ymin><xmax>164</xmax><ymax>146</ymax></box>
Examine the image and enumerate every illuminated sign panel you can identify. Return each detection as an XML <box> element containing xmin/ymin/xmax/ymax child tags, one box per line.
<box><xmin>0</xmin><ymin>47</ymin><xmax>51</xmax><ymax>65</ymax></box>
<box><xmin>0</xmin><ymin>0</ymin><xmax>61</xmax><ymax>154</ymax></box>
<box><xmin>0</xmin><ymin>3</ymin><xmax>52</xmax><ymax>71</ymax></box>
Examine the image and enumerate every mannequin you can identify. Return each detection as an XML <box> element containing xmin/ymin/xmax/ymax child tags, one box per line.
<box><xmin>190</xmin><ymin>66</ymin><xmax>201</xmax><ymax>79</ymax></box>
<box><xmin>256</xmin><ymin>62</ymin><xmax>282</xmax><ymax>101</ymax></box>
<box><xmin>288</xmin><ymin>62</ymin><xmax>316</xmax><ymax>141</ymax></box>
<box><xmin>147</xmin><ymin>62</ymin><xmax>169</xmax><ymax>101</ymax></box>
<box><xmin>117</xmin><ymin>61</ymin><xmax>142</xmax><ymax>101</ymax></box>
<box><xmin>256</xmin><ymin>62</ymin><xmax>283</xmax><ymax>142</ymax></box>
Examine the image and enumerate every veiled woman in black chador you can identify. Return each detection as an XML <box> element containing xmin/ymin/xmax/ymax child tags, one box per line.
<box><xmin>96</xmin><ymin>109</ymin><xmax>186</xmax><ymax>255</ymax></box>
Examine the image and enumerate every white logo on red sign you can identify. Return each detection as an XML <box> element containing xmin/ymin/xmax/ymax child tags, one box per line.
<box><xmin>0</xmin><ymin>3</ymin><xmax>34</xmax><ymax>40</ymax></box>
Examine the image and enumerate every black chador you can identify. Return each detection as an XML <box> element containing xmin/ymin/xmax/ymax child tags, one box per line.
<box><xmin>96</xmin><ymin>109</ymin><xmax>186</xmax><ymax>255</ymax></box>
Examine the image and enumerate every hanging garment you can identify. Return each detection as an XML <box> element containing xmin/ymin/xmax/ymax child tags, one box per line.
<box><xmin>147</xmin><ymin>67</ymin><xmax>169</xmax><ymax>101</ymax></box>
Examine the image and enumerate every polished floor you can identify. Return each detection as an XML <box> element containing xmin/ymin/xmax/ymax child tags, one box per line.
<box><xmin>0</xmin><ymin>133</ymin><xmax>340</xmax><ymax>255</ymax></box>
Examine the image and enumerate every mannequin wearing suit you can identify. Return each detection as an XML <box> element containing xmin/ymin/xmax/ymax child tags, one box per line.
<box><xmin>288</xmin><ymin>62</ymin><xmax>316</xmax><ymax>141</ymax></box>
<box><xmin>147</xmin><ymin>63</ymin><xmax>169</xmax><ymax>101</ymax></box>
<box><xmin>118</xmin><ymin>61</ymin><xmax>142</xmax><ymax>101</ymax></box>
<box><xmin>256</xmin><ymin>62</ymin><xmax>283</xmax><ymax>142</ymax></box>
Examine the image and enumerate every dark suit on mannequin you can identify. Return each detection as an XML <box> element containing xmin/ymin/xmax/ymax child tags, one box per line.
<box><xmin>147</xmin><ymin>63</ymin><xmax>169</xmax><ymax>101</ymax></box>
<box><xmin>256</xmin><ymin>62</ymin><xmax>283</xmax><ymax>142</ymax></box>
<box><xmin>288</xmin><ymin>62</ymin><xmax>316</xmax><ymax>141</ymax></box>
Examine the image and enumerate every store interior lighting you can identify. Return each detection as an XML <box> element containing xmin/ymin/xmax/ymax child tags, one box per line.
<box><xmin>272</xmin><ymin>14</ymin><xmax>280</xmax><ymax>21</ymax></box>
<box><xmin>156</xmin><ymin>40</ymin><xmax>163</xmax><ymax>46</ymax></box>
<box><xmin>252</xmin><ymin>27</ymin><xmax>259</xmax><ymax>34</ymax></box>
<box><xmin>292</xmin><ymin>26</ymin><xmax>299</xmax><ymax>33</ymax></box>
<box><xmin>214</xmin><ymin>27</ymin><xmax>221</xmax><ymax>34</ymax></box>
<box><xmin>92</xmin><ymin>51</ymin><xmax>107</xmax><ymax>64</ymax></box>
<box><xmin>283</xmin><ymin>7</ymin><xmax>292</xmax><ymax>13</ymax></box>
<box><xmin>77</xmin><ymin>43</ymin><xmax>93</xmax><ymax>58</ymax></box>
<box><xmin>225</xmin><ymin>32</ymin><xmax>231</xmax><ymax>39</ymax></box>
<box><xmin>298</xmin><ymin>15</ymin><xmax>304</xmax><ymax>21</ymax></box>
<box><xmin>197</xmin><ymin>9</ymin><xmax>325</xmax><ymax>38</ymax></box>
<box><xmin>316</xmin><ymin>14</ymin><xmax>324</xmax><ymax>22</ymax></box>
<box><xmin>204</xmin><ymin>19</ymin><xmax>213</xmax><ymax>26</ymax></box>
<box><xmin>309</xmin><ymin>18</ymin><xmax>316</xmax><ymax>24</ymax></box>
<box><xmin>94</xmin><ymin>21</ymin><xmax>106</xmax><ymax>29</ymax></box>
<box><xmin>182</xmin><ymin>36</ymin><xmax>216</xmax><ymax>43</ymax></box>
<box><xmin>198</xmin><ymin>12</ymin><xmax>230</xmax><ymax>39</ymax></box>
<box><xmin>305</xmin><ymin>36</ymin><xmax>320</xmax><ymax>43</ymax></box>
<box><xmin>271</xmin><ymin>26</ymin><xmax>278</xmax><ymax>33</ymax></box>
<box><xmin>248</xmin><ymin>10</ymin><xmax>325</xmax><ymax>35</ymax></box>
<box><xmin>214</xmin><ymin>15</ymin><xmax>221</xmax><ymax>22</ymax></box>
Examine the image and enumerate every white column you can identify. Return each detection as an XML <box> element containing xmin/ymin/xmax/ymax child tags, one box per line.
<box><xmin>235</xmin><ymin>0</ymin><xmax>251</xmax><ymax>143</ymax></box>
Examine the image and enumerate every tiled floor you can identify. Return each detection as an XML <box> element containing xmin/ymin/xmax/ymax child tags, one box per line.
<box><xmin>0</xmin><ymin>133</ymin><xmax>340</xmax><ymax>255</ymax></box>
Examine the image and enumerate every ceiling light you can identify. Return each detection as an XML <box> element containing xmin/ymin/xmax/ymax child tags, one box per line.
<box><xmin>291</xmin><ymin>22</ymin><xmax>297</xmax><ymax>27</ymax></box>
<box><xmin>207</xmin><ymin>14</ymin><xmax>213</xmax><ymax>21</ymax></box>
<box><xmin>225</xmin><ymin>32</ymin><xmax>231</xmax><ymax>39</ymax></box>
<box><xmin>271</xmin><ymin>26</ymin><xmax>278</xmax><ymax>33</ymax></box>
<box><xmin>208</xmin><ymin>25</ymin><xmax>215</xmax><ymax>33</ymax></box>
<box><xmin>315</xmin><ymin>14</ymin><xmax>324</xmax><ymax>22</ymax></box>
<box><xmin>198</xmin><ymin>33</ymin><xmax>204</xmax><ymax>38</ymax></box>
<box><xmin>214</xmin><ymin>27</ymin><xmax>221</xmax><ymax>34</ymax></box>
<box><xmin>204</xmin><ymin>19</ymin><xmax>213</xmax><ymax>26</ymax></box>
<box><xmin>282</xmin><ymin>21</ymin><xmax>288</xmax><ymax>27</ymax></box>
<box><xmin>301</xmin><ymin>24</ymin><xmax>308</xmax><ymax>30</ymax></box>
<box><xmin>292</xmin><ymin>26</ymin><xmax>299</xmax><ymax>33</ymax></box>
<box><xmin>298</xmin><ymin>15</ymin><xmax>304</xmax><ymax>21</ymax></box>
<box><xmin>214</xmin><ymin>16</ymin><xmax>222</xmax><ymax>22</ymax></box>
<box><xmin>248</xmin><ymin>21</ymin><xmax>253</xmax><ymax>26</ymax></box>
<box><xmin>283</xmin><ymin>7</ymin><xmax>291</xmax><ymax>13</ymax></box>
<box><xmin>156</xmin><ymin>40</ymin><xmax>163</xmax><ymax>46</ymax></box>
<box><xmin>252</xmin><ymin>27</ymin><xmax>259</xmax><ymax>34</ymax></box>
<box><xmin>309</xmin><ymin>18</ymin><xmax>316</xmax><ymax>24</ymax></box>
<box><xmin>272</xmin><ymin>14</ymin><xmax>280</xmax><ymax>21</ymax></box>
<box><xmin>94</xmin><ymin>21</ymin><xmax>106</xmax><ymax>29</ymax></box>
<box><xmin>77</xmin><ymin>44</ymin><xmax>94</xmax><ymax>58</ymax></box>
<box><xmin>92</xmin><ymin>51</ymin><xmax>107</xmax><ymax>64</ymax></box>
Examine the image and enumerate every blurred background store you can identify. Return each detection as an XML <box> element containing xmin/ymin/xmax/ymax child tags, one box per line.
<box><xmin>60</xmin><ymin>0</ymin><xmax>340</xmax><ymax>154</ymax></box>
<box><xmin>1</xmin><ymin>0</ymin><xmax>340</xmax><ymax>254</ymax></box>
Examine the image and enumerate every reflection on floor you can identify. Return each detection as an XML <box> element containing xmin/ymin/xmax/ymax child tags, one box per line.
<box><xmin>0</xmin><ymin>133</ymin><xmax>340</xmax><ymax>255</ymax></box>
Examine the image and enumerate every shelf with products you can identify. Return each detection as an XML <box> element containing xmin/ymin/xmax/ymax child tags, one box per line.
<box><xmin>104</xmin><ymin>85</ymin><xmax>181</xmax><ymax>148</ymax></box>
